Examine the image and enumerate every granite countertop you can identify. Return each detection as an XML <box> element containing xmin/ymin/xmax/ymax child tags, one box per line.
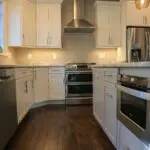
<box><xmin>0</xmin><ymin>64</ymin><xmax>65</xmax><ymax>68</ymax></box>
<box><xmin>93</xmin><ymin>62</ymin><xmax>150</xmax><ymax>68</ymax></box>
<box><xmin>1</xmin><ymin>62</ymin><xmax>150</xmax><ymax>68</ymax></box>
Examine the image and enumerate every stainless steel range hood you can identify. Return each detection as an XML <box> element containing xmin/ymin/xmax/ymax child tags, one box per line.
<box><xmin>64</xmin><ymin>0</ymin><xmax>95</xmax><ymax>33</ymax></box>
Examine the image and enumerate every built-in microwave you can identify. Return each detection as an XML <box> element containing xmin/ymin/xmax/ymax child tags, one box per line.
<box><xmin>127</xmin><ymin>26</ymin><xmax>150</xmax><ymax>62</ymax></box>
<box><xmin>117</xmin><ymin>74</ymin><xmax>150</xmax><ymax>145</ymax></box>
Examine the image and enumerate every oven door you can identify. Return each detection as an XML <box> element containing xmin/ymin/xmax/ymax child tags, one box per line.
<box><xmin>66</xmin><ymin>71</ymin><xmax>92</xmax><ymax>83</ymax></box>
<box><xmin>66</xmin><ymin>84</ymin><xmax>93</xmax><ymax>98</ymax></box>
<box><xmin>117</xmin><ymin>84</ymin><xmax>150</xmax><ymax>143</ymax></box>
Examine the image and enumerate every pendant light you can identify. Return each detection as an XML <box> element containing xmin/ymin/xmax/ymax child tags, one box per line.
<box><xmin>135</xmin><ymin>0</ymin><xmax>150</xmax><ymax>9</ymax></box>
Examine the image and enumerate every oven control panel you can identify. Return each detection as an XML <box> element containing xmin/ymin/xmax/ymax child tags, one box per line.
<box><xmin>118</xmin><ymin>74</ymin><xmax>150</xmax><ymax>92</ymax></box>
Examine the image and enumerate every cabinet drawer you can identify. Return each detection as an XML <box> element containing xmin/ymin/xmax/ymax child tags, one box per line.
<box><xmin>15</xmin><ymin>68</ymin><xmax>33</xmax><ymax>79</ymax></box>
<box><xmin>104</xmin><ymin>69</ymin><xmax>118</xmax><ymax>83</ymax></box>
<box><xmin>49</xmin><ymin>67</ymin><xmax>65</xmax><ymax>74</ymax></box>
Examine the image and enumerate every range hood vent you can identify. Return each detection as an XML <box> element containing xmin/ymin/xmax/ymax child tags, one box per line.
<box><xmin>64</xmin><ymin>0</ymin><xmax>95</xmax><ymax>33</ymax></box>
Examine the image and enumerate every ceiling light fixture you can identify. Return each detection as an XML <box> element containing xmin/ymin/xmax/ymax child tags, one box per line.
<box><xmin>135</xmin><ymin>0</ymin><xmax>150</xmax><ymax>9</ymax></box>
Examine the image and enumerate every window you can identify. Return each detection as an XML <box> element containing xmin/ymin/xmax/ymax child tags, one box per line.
<box><xmin>0</xmin><ymin>2</ymin><xmax>3</xmax><ymax>52</ymax></box>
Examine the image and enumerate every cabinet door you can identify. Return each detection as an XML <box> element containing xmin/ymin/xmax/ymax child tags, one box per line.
<box><xmin>110</xmin><ymin>5</ymin><xmax>121</xmax><ymax>27</ymax></box>
<box><xmin>104</xmin><ymin>83</ymin><xmax>117</xmax><ymax>147</ymax></box>
<box><xmin>8</xmin><ymin>0</ymin><xmax>22</xmax><ymax>46</ymax></box>
<box><xmin>110</xmin><ymin>27</ymin><xmax>121</xmax><ymax>47</ymax></box>
<box><xmin>8</xmin><ymin>0</ymin><xmax>36</xmax><ymax>47</ymax></box>
<box><xmin>37</xmin><ymin>4</ymin><xmax>49</xmax><ymax>47</ymax></box>
<box><xmin>110</xmin><ymin>5</ymin><xmax>121</xmax><ymax>47</ymax></box>
<box><xmin>49</xmin><ymin>73</ymin><xmax>65</xmax><ymax>100</ymax></box>
<box><xmin>34</xmin><ymin>68</ymin><xmax>49</xmax><ymax>103</ymax></box>
<box><xmin>93</xmin><ymin>68</ymin><xmax>105</xmax><ymax>127</ymax></box>
<box><xmin>97</xmin><ymin>6</ymin><xmax>110</xmax><ymax>28</ymax></box>
<box><xmin>96</xmin><ymin>28</ymin><xmax>110</xmax><ymax>48</ymax></box>
<box><xmin>95</xmin><ymin>2</ymin><xmax>121</xmax><ymax>48</ymax></box>
<box><xmin>22</xmin><ymin>0</ymin><xmax>36</xmax><ymax>46</ymax></box>
<box><xmin>119</xmin><ymin>122</ymin><xmax>143</xmax><ymax>150</ymax></box>
<box><xmin>16</xmin><ymin>78</ymin><xmax>27</xmax><ymax>123</ymax></box>
<box><xmin>48</xmin><ymin>4</ymin><xmax>61</xmax><ymax>48</ymax></box>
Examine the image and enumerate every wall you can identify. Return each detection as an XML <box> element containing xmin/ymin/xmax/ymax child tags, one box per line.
<box><xmin>0</xmin><ymin>0</ymin><xmax>16</xmax><ymax>65</ymax></box>
<box><xmin>14</xmin><ymin>0</ymin><xmax>118</xmax><ymax>65</ymax></box>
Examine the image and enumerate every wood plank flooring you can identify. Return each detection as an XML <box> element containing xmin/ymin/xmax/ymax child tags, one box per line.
<box><xmin>5</xmin><ymin>105</ymin><xmax>116</xmax><ymax>150</ymax></box>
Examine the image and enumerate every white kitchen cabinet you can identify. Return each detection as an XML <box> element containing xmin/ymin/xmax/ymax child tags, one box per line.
<box><xmin>93</xmin><ymin>68</ymin><xmax>105</xmax><ymax>128</ymax></box>
<box><xmin>126</xmin><ymin>1</ymin><xmax>150</xmax><ymax>26</ymax></box>
<box><xmin>16</xmin><ymin>78</ymin><xmax>27</xmax><ymax>123</ymax></box>
<box><xmin>34</xmin><ymin>67</ymin><xmax>49</xmax><ymax>103</ymax></box>
<box><xmin>104</xmin><ymin>82</ymin><xmax>117</xmax><ymax>147</ymax></box>
<box><xmin>118</xmin><ymin>122</ymin><xmax>144</xmax><ymax>150</ymax></box>
<box><xmin>15</xmin><ymin>68</ymin><xmax>34</xmax><ymax>124</ymax></box>
<box><xmin>93</xmin><ymin>68</ymin><xmax>118</xmax><ymax>148</ymax></box>
<box><xmin>36</xmin><ymin>3</ymin><xmax>62</xmax><ymax>48</ymax></box>
<box><xmin>49</xmin><ymin>74</ymin><xmax>65</xmax><ymax>100</ymax></box>
<box><xmin>49</xmin><ymin>67</ymin><xmax>65</xmax><ymax>100</ymax></box>
<box><xmin>94</xmin><ymin>1</ymin><xmax>121</xmax><ymax>48</ymax></box>
<box><xmin>8</xmin><ymin>0</ymin><xmax>36</xmax><ymax>47</ymax></box>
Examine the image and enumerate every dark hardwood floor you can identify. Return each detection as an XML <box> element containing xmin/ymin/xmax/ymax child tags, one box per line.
<box><xmin>5</xmin><ymin>105</ymin><xmax>116</xmax><ymax>150</ymax></box>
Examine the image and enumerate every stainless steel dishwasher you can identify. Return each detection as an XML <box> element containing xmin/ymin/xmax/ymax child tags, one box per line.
<box><xmin>0</xmin><ymin>68</ymin><xmax>17</xmax><ymax>149</ymax></box>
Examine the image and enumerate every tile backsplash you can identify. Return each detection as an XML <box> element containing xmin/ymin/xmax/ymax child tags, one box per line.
<box><xmin>15</xmin><ymin>33</ymin><xmax>117</xmax><ymax>65</ymax></box>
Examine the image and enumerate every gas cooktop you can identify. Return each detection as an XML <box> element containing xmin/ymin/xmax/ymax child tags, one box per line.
<box><xmin>65</xmin><ymin>63</ymin><xmax>96</xmax><ymax>71</ymax></box>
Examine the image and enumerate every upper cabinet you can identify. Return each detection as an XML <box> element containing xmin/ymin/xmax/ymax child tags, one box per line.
<box><xmin>94</xmin><ymin>1</ymin><xmax>121</xmax><ymax>48</ymax></box>
<box><xmin>126</xmin><ymin>1</ymin><xmax>150</xmax><ymax>26</ymax></box>
<box><xmin>36</xmin><ymin>3</ymin><xmax>62</xmax><ymax>48</ymax></box>
<box><xmin>8</xmin><ymin>0</ymin><xmax>36</xmax><ymax>47</ymax></box>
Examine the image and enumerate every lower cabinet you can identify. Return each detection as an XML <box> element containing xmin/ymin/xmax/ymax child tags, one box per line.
<box><xmin>93</xmin><ymin>68</ymin><xmax>105</xmax><ymax>127</ymax></box>
<box><xmin>118</xmin><ymin>122</ymin><xmax>145</xmax><ymax>150</ymax></box>
<box><xmin>93</xmin><ymin>67</ymin><xmax>118</xmax><ymax>148</ymax></box>
<box><xmin>34</xmin><ymin>67</ymin><xmax>49</xmax><ymax>103</ymax></box>
<box><xmin>104</xmin><ymin>82</ymin><xmax>117</xmax><ymax>147</ymax></box>
<box><xmin>16</xmin><ymin>75</ymin><xmax>33</xmax><ymax>124</ymax></box>
<box><xmin>49</xmin><ymin>73</ymin><xmax>65</xmax><ymax>100</ymax></box>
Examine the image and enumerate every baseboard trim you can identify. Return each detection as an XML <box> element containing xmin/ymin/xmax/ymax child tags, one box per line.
<box><xmin>31</xmin><ymin>100</ymin><xmax>65</xmax><ymax>109</ymax></box>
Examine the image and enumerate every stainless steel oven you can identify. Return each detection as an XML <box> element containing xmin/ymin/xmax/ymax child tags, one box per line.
<box><xmin>65</xmin><ymin>71</ymin><xmax>93</xmax><ymax>103</ymax></box>
<box><xmin>117</xmin><ymin>74</ymin><xmax>150</xmax><ymax>144</ymax></box>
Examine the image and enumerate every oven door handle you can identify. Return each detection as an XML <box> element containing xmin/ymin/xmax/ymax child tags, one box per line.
<box><xmin>117</xmin><ymin>84</ymin><xmax>150</xmax><ymax>100</ymax></box>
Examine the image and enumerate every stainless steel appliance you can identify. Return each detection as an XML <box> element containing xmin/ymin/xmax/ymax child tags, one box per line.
<box><xmin>64</xmin><ymin>0</ymin><xmax>95</xmax><ymax>33</ymax></box>
<box><xmin>65</xmin><ymin>63</ymin><xmax>95</xmax><ymax>105</ymax></box>
<box><xmin>127</xmin><ymin>27</ymin><xmax>150</xmax><ymax>62</ymax></box>
<box><xmin>0</xmin><ymin>68</ymin><xmax>17</xmax><ymax>149</ymax></box>
<box><xmin>117</xmin><ymin>74</ymin><xmax>150</xmax><ymax>144</ymax></box>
